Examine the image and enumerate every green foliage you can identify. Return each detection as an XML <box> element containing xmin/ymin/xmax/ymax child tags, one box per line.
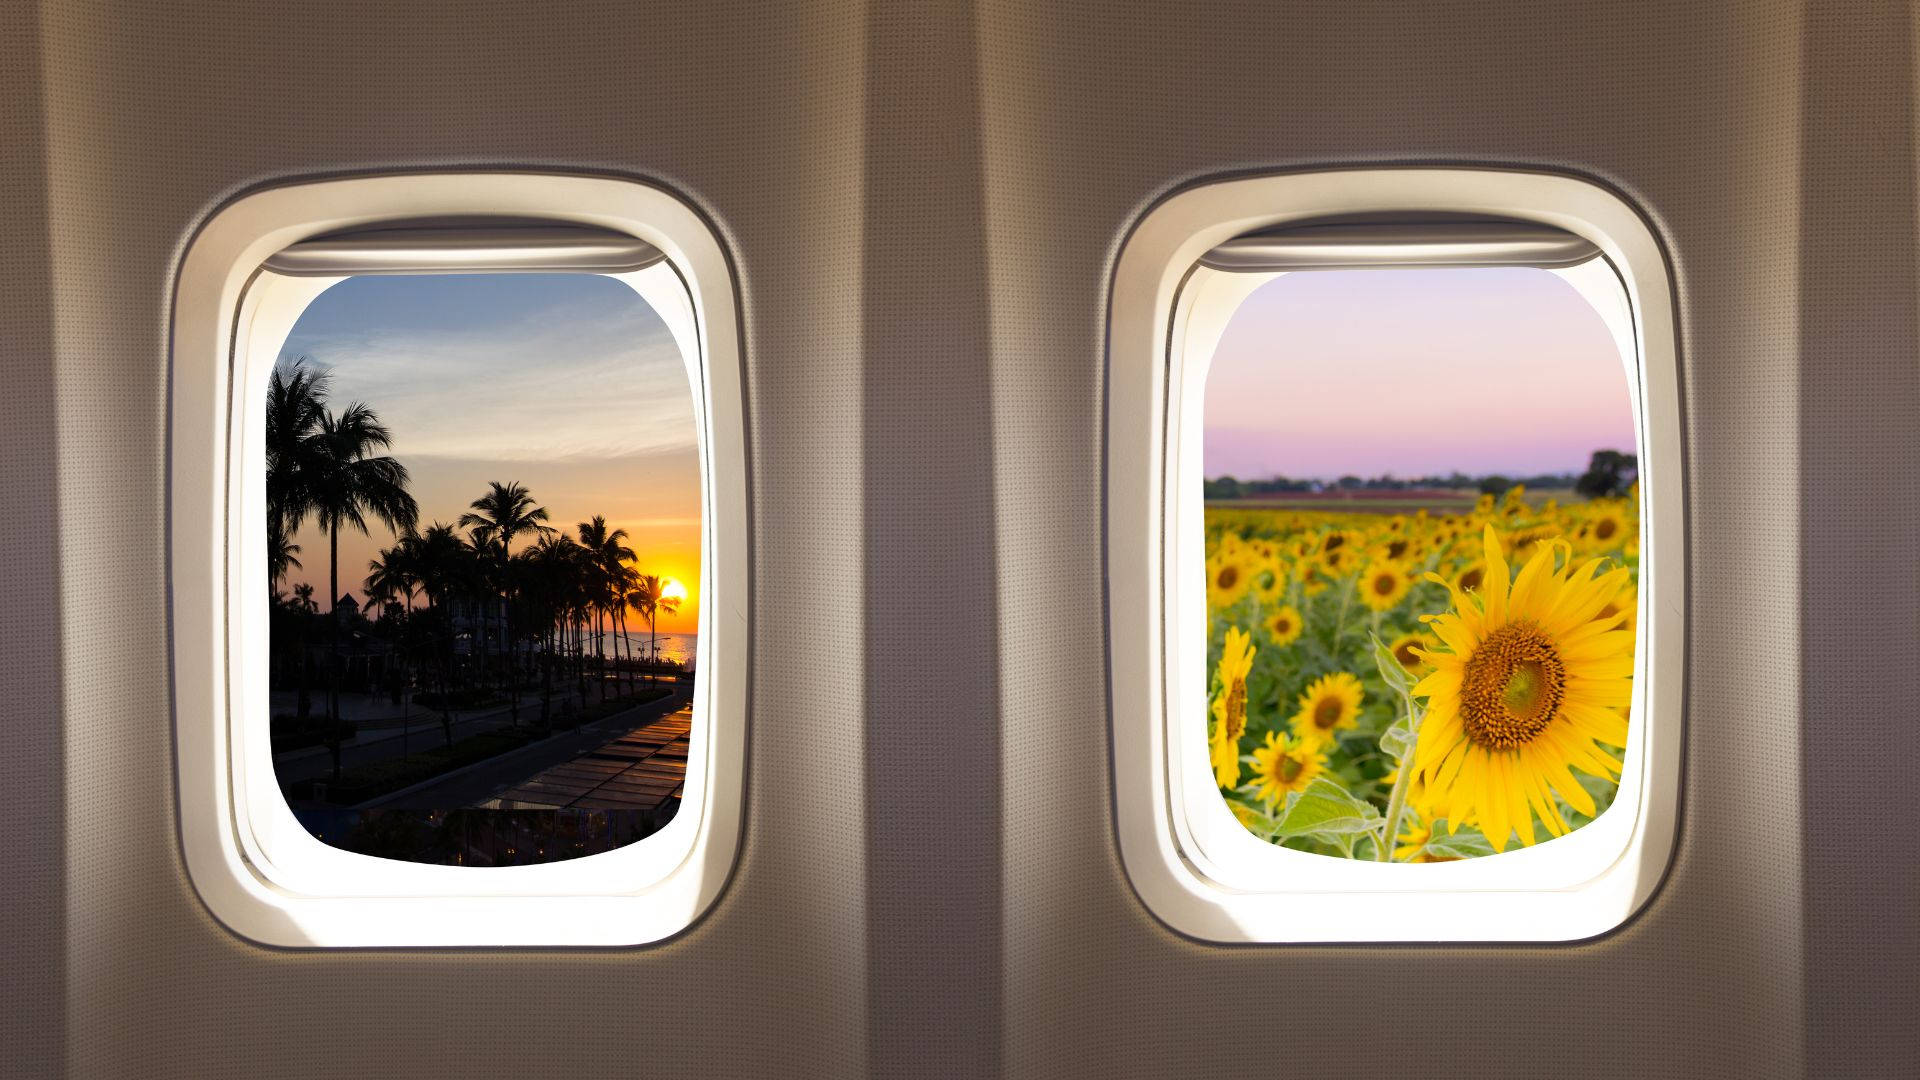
<box><xmin>1270</xmin><ymin>777</ymin><xmax>1381</xmax><ymax>840</ymax></box>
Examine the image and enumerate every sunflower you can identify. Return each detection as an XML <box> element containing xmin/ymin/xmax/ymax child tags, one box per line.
<box><xmin>1253</xmin><ymin>556</ymin><xmax>1289</xmax><ymax>606</ymax></box>
<box><xmin>1373</xmin><ymin>534</ymin><xmax>1417</xmax><ymax>563</ymax></box>
<box><xmin>1359</xmin><ymin>560</ymin><xmax>1412</xmax><ymax>611</ymax></box>
<box><xmin>1245</xmin><ymin>731</ymin><xmax>1326</xmax><ymax>808</ymax></box>
<box><xmin>1317</xmin><ymin>529</ymin><xmax>1355</xmax><ymax>556</ymax></box>
<box><xmin>1210</xmin><ymin>701</ymin><xmax>1241</xmax><ymax>788</ymax></box>
<box><xmin>1388</xmin><ymin>629</ymin><xmax>1434</xmax><ymax>674</ymax></box>
<box><xmin>1319</xmin><ymin>546</ymin><xmax>1356</xmax><ymax>577</ymax></box>
<box><xmin>1289</xmin><ymin>671</ymin><xmax>1364</xmax><ymax>748</ymax></box>
<box><xmin>1264</xmin><ymin>604</ymin><xmax>1304</xmax><ymax>647</ymax></box>
<box><xmin>1295</xmin><ymin>558</ymin><xmax>1331</xmax><ymax>596</ymax></box>
<box><xmin>1450</xmin><ymin>559</ymin><xmax>1488</xmax><ymax>595</ymax></box>
<box><xmin>1594</xmin><ymin>583</ymin><xmax>1638</xmax><ymax>634</ymax></box>
<box><xmin>1581</xmin><ymin>510</ymin><xmax>1630</xmax><ymax>552</ymax></box>
<box><xmin>1411</xmin><ymin>524</ymin><xmax>1634</xmax><ymax>852</ymax></box>
<box><xmin>1206</xmin><ymin>552</ymin><xmax>1253</xmax><ymax>610</ymax></box>
<box><xmin>1208</xmin><ymin>626</ymin><xmax>1255</xmax><ymax>788</ymax></box>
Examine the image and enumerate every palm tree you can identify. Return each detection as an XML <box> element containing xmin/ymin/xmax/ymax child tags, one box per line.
<box><xmin>366</xmin><ymin>539</ymin><xmax>423</xmax><ymax>746</ymax></box>
<box><xmin>576</xmin><ymin>516</ymin><xmax>635</xmax><ymax>703</ymax></box>
<box><xmin>291</xmin><ymin>582</ymin><xmax>317</xmax><ymax>721</ymax></box>
<box><xmin>308</xmin><ymin>403</ymin><xmax>418</xmax><ymax>781</ymax></box>
<box><xmin>265</xmin><ymin>358</ymin><xmax>331</xmax><ymax>540</ymax></box>
<box><xmin>626</xmin><ymin>574</ymin><xmax>680</xmax><ymax>684</ymax></box>
<box><xmin>268</xmin><ymin>520</ymin><xmax>302</xmax><ymax>590</ymax></box>
<box><xmin>607</xmin><ymin>561</ymin><xmax>638</xmax><ymax>697</ymax></box>
<box><xmin>410</xmin><ymin>523</ymin><xmax>468</xmax><ymax>748</ymax></box>
<box><xmin>459</xmin><ymin>482</ymin><xmax>553</xmax><ymax>723</ymax></box>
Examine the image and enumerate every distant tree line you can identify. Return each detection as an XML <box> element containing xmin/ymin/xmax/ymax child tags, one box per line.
<box><xmin>1205</xmin><ymin>450</ymin><xmax>1638</xmax><ymax>501</ymax></box>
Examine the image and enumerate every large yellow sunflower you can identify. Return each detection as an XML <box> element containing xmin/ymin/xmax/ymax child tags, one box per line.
<box><xmin>1411</xmin><ymin>524</ymin><xmax>1634</xmax><ymax>852</ymax></box>
<box><xmin>1358</xmin><ymin>560</ymin><xmax>1412</xmax><ymax>612</ymax></box>
<box><xmin>1208</xmin><ymin>626</ymin><xmax>1255</xmax><ymax>788</ymax></box>
<box><xmin>1264</xmin><ymin>604</ymin><xmax>1304</xmax><ymax>647</ymax></box>
<box><xmin>1289</xmin><ymin>671</ymin><xmax>1364</xmax><ymax>748</ymax></box>
<box><xmin>1245</xmin><ymin>731</ymin><xmax>1326</xmax><ymax>808</ymax></box>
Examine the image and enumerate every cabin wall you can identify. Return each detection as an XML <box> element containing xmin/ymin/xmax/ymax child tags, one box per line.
<box><xmin>977</xmin><ymin>2</ymin><xmax>1813</xmax><ymax>1078</ymax></box>
<box><xmin>28</xmin><ymin>1</ymin><xmax>870</xmax><ymax>1077</ymax></box>
<box><xmin>3</xmin><ymin>0</ymin><xmax>1909</xmax><ymax>1076</ymax></box>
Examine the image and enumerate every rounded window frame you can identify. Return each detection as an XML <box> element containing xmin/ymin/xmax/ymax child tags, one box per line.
<box><xmin>170</xmin><ymin>173</ymin><xmax>748</xmax><ymax>948</ymax></box>
<box><xmin>1106</xmin><ymin>168</ymin><xmax>1685</xmax><ymax>944</ymax></box>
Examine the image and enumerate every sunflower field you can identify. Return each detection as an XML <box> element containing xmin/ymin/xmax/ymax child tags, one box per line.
<box><xmin>1204</xmin><ymin>487</ymin><xmax>1639</xmax><ymax>861</ymax></box>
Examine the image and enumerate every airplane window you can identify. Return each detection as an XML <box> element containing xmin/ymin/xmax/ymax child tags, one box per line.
<box><xmin>1107</xmin><ymin>171</ymin><xmax>1683</xmax><ymax>943</ymax></box>
<box><xmin>1201</xmin><ymin>264</ymin><xmax>1639</xmax><ymax>863</ymax></box>
<box><xmin>171</xmin><ymin>174</ymin><xmax>746</xmax><ymax>946</ymax></box>
<box><xmin>267</xmin><ymin>273</ymin><xmax>701</xmax><ymax>866</ymax></box>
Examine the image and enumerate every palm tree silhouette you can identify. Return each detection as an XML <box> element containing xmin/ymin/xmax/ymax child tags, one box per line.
<box><xmin>265</xmin><ymin>357</ymin><xmax>330</xmax><ymax>543</ymax></box>
<box><xmin>291</xmin><ymin>582</ymin><xmax>317</xmax><ymax>721</ymax></box>
<box><xmin>308</xmin><ymin>403</ymin><xmax>418</xmax><ymax>781</ymax></box>
<box><xmin>576</xmin><ymin>516</ymin><xmax>635</xmax><ymax>703</ymax></box>
<box><xmin>627</xmin><ymin>574</ymin><xmax>681</xmax><ymax>681</ymax></box>
<box><xmin>459</xmin><ymin>482</ymin><xmax>553</xmax><ymax>723</ymax></box>
<box><xmin>366</xmin><ymin>538</ymin><xmax>424</xmax><ymax>746</ymax></box>
<box><xmin>409</xmin><ymin>523</ymin><xmax>469</xmax><ymax>748</ymax></box>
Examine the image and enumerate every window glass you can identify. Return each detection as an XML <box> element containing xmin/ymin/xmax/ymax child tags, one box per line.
<box><xmin>1202</xmin><ymin>266</ymin><xmax>1639</xmax><ymax>862</ymax></box>
<box><xmin>268</xmin><ymin>273</ymin><xmax>701</xmax><ymax>866</ymax></box>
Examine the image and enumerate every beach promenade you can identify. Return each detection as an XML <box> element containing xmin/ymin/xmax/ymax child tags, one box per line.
<box><xmin>349</xmin><ymin>687</ymin><xmax>695</xmax><ymax>807</ymax></box>
<box><xmin>273</xmin><ymin>681</ymin><xmax>681</xmax><ymax>784</ymax></box>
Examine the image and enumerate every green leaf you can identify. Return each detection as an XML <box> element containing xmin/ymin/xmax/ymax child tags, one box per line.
<box><xmin>1423</xmin><ymin>823</ymin><xmax>1497</xmax><ymax>859</ymax></box>
<box><xmin>1378</xmin><ymin>714</ymin><xmax>1415</xmax><ymax>762</ymax></box>
<box><xmin>1369</xmin><ymin>633</ymin><xmax>1414</xmax><ymax>695</ymax></box>
<box><xmin>1271</xmin><ymin>777</ymin><xmax>1379</xmax><ymax>838</ymax></box>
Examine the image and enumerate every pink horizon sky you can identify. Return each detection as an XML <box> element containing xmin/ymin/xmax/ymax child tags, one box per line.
<box><xmin>1203</xmin><ymin>267</ymin><xmax>1635</xmax><ymax>481</ymax></box>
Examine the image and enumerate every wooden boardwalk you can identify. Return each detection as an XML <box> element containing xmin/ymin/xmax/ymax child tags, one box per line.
<box><xmin>481</xmin><ymin>706</ymin><xmax>691</xmax><ymax>811</ymax></box>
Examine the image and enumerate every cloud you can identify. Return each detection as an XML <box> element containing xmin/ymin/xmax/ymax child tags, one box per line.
<box><xmin>281</xmin><ymin>285</ymin><xmax>698</xmax><ymax>462</ymax></box>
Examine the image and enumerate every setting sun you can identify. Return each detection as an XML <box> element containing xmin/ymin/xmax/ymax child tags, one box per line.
<box><xmin>661</xmin><ymin>578</ymin><xmax>689</xmax><ymax>604</ymax></box>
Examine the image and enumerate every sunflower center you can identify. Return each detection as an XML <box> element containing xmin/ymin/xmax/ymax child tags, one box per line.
<box><xmin>1386</xmin><ymin>539</ymin><xmax>1409</xmax><ymax>559</ymax></box>
<box><xmin>1393</xmin><ymin>641</ymin><xmax>1421</xmax><ymax>668</ymax></box>
<box><xmin>1216</xmin><ymin>565</ymin><xmax>1240</xmax><ymax>590</ymax></box>
<box><xmin>1459</xmin><ymin>621</ymin><xmax>1566</xmax><ymax>749</ymax></box>
<box><xmin>1458</xmin><ymin>566</ymin><xmax>1484</xmax><ymax>592</ymax></box>
<box><xmin>1278</xmin><ymin>755</ymin><xmax>1303</xmax><ymax>782</ymax></box>
<box><xmin>1224</xmin><ymin>679</ymin><xmax>1247</xmax><ymax>739</ymax></box>
<box><xmin>1594</xmin><ymin>518</ymin><xmax>1618</xmax><ymax>541</ymax></box>
<box><xmin>1372</xmin><ymin>573</ymin><xmax>1396</xmax><ymax>596</ymax></box>
<box><xmin>1313</xmin><ymin>696</ymin><xmax>1343</xmax><ymax>730</ymax></box>
<box><xmin>1324</xmin><ymin>534</ymin><xmax>1345</xmax><ymax>551</ymax></box>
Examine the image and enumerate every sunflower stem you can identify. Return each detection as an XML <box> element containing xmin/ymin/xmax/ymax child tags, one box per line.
<box><xmin>1376</xmin><ymin>691</ymin><xmax>1424</xmax><ymax>863</ymax></box>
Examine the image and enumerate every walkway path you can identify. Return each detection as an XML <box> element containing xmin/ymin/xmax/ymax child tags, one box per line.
<box><xmin>359</xmin><ymin>693</ymin><xmax>690</xmax><ymax>810</ymax></box>
<box><xmin>483</xmin><ymin>708</ymin><xmax>691</xmax><ymax>811</ymax></box>
<box><xmin>274</xmin><ymin>684</ymin><xmax>684</xmax><ymax>783</ymax></box>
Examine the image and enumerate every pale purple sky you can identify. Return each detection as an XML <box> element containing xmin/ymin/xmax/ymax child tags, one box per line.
<box><xmin>1203</xmin><ymin>267</ymin><xmax>1635</xmax><ymax>481</ymax></box>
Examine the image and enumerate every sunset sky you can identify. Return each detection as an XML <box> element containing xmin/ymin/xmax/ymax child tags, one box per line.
<box><xmin>1203</xmin><ymin>267</ymin><xmax>1636</xmax><ymax>481</ymax></box>
<box><xmin>277</xmin><ymin>273</ymin><xmax>701</xmax><ymax>634</ymax></box>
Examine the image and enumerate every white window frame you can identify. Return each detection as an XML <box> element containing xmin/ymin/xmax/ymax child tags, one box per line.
<box><xmin>1107</xmin><ymin>168</ymin><xmax>1684</xmax><ymax>943</ymax></box>
<box><xmin>170</xmin><ymin>173</ymin><xmax>748</xmax><ymax>948</ymax></box>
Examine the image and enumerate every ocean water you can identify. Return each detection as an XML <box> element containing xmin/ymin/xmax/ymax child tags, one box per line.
<box><xmin>591</xmin><ymin>630</ymin><xmax>696</xmax><ymax>668</ymax></box>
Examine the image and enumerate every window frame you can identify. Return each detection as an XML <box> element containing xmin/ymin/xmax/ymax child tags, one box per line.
<box><xmin>170</xmin><ymin>173</ymin><xmax>748</xmax><ymax>948</ymax></box>
<box><xmin>1106</xmin><ymin>168</ymin><xmax>1685</xmax><ymax>944</ymax></box>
